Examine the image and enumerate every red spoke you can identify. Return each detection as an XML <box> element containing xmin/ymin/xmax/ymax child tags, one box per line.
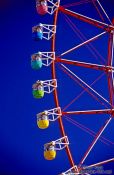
<box><xmin>59</xmin><ymin>6</ymin><xmax>114</xmax><ymax>32</ymax></box>
<box><xmin>56</xmin><ymin>57</ymin><xmax>114</xmax><ymax>72</ymax></box>
<box><xmin>63</xmin><ymin>109</ymin><xmax>114</xmax><ymax>116</ymax></box>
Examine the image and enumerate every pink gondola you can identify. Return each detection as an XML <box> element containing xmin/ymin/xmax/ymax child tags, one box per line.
<box><xmin>36</xmin><ymin>0</ymin><xmax>48</xmax><ymax>15</ymax></box>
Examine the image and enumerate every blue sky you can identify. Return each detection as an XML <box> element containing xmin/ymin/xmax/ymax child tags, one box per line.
<box><xmin>0</xmin><ymin>0</ymin><xmax>114</xmax><ymax>174</ymax></box>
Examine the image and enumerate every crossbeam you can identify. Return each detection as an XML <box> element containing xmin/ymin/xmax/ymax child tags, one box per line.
<box><xmin>59</xmin><ymin>6</ymin><xmax>114</xmax><ymax>32</ymax></box>
<box><xmin>56</xmin><ymin>57</ymin><xmax>114</xmax><ymax>72</ymax></box>
<box><xmin>62</xmin><ymin>109</ymin><xmax>114</xmax><ymax>116</ymax></box>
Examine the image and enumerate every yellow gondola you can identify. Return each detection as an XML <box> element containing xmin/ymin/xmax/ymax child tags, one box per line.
<box><xmin>37</xmin><ymin>112</ymin><xmax>49</xmax><ymax>129</ymax></box>
<box><xmin>44</xmin><ymin>143</ymin><xmax>56</xmax><ymax>160</ymax></box>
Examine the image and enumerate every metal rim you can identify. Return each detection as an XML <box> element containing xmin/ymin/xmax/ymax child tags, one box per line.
<box><xmin>51</xmin><ymin>8</ymin><xmax>75</xmax><ymax>168</ymax></box>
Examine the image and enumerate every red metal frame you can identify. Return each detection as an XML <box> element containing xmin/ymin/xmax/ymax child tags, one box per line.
<box><xmin>62</xmin><ymin>109</ymin><xmax>114</xmax><ymax>116</ymax></box>
<box><xmin>51</xmin><ymin>8</ymin><xmax>76</xmax><ymax>169</ymax></box>
<box><xmin>51</xmin><ymin>3</ymin><xmax>114</xmax><ymax>173</ymax></box>
<box><xmin>56</xmin><ymin>57</ymin><xmax>114</xmax><ymax>72</ymax></box>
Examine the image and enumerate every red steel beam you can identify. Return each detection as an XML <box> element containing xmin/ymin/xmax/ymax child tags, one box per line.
<box><xmin>56</xmin><ymin>57</ymin><xmax>114</xmax><ymax>72</ymax></box>
<box><xmin>62</xmin><ymin>109</ymin><xmax>114</xmax><ymax>116</ymax></box>
<box><xmin>59</xmin><ymin>6</ymin><xmax>114</xmax><ymax>32</ymax></box>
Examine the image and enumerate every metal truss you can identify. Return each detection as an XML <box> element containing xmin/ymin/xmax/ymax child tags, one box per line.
<box><xmin>44</xmin><ymin>136</ymin><xmax>69</xmax><ymax>151</ymax></box>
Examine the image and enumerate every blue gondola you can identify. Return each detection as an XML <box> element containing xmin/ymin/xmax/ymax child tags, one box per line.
<box><xmin>32</xmin><ymin>24</ymin><xmax>43</xmax><ymax>40</ymax></box>
<box><xmin>31</xmin><ymin>52</ymin><xmax>43</xmax><ymax>70</ymax></box>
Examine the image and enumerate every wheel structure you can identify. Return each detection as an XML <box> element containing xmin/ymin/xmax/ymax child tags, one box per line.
<box><xmin>32</xmin><ymin>0</ymin><xmax>114</xmax><ymax>174</ymax></box>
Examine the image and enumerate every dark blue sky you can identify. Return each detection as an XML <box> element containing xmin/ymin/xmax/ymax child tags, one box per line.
<box><xmin>0</xmin><ymin>0</ymin><xmax>114</xmax><ymax>175</ymax></box>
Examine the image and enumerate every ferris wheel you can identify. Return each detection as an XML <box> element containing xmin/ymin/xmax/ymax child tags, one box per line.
<box><xmin>31</xmin><ymin>0</ymin><xmax>114</xmax><ymax>174</ymax></box>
